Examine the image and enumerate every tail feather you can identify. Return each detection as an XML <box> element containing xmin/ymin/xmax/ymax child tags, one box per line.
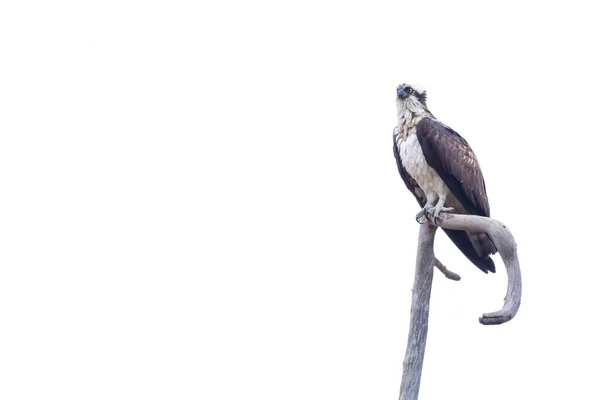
<box><xmin>469</xmin><ymin>232</ymin><xmax>498</xmax><ymax>257</ymax></box>
<box><xmin>442</xmin><ymin>228</ymin><xmax>496</xmax><ymax>273</ymax></box>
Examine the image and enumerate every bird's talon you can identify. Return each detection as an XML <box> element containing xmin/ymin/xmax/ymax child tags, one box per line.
<box><xmin>415</xmin><ymin>207</ymin><xmax>428</xmax><ymax>224</ymax></box>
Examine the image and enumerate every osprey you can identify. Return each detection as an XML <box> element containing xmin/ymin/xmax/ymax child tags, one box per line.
<box><xmin>392</xmin><ymin>83</ymin><xmax>497</xmax><ymax>273</ymax></box>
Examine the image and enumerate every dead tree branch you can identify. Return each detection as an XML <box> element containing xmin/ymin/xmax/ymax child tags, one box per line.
<box><xmin>432</xmin><ymin>213</ymin><xmax>522</xmax><ymax>325</ymax></box>
<box><xmin>399</xmin><ymin>223</ymin><xmax>437</xmax><ymax>400</ymax></box>
<box><xmin>434</xmin><ymin>257</ymin><xmax>460</xmax><ymax>281</ymax></box>
<box><xmin>399</xmin><ymin>212</ymin><xmax>521</xmax><ymax>400</ymax></box>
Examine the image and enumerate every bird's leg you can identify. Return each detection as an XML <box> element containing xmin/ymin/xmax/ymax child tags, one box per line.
<box><xmin>429</xmin><ymin>196</ymin><xmax>454</xmax><ymax>224</ymax></box>
<box><xmin>415</xmin><ymin>194</ymin><xmax>437</xmax><ymax>224</ymax></box>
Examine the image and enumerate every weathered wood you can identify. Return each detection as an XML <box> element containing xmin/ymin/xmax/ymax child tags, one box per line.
<box><xmin>431</xmin><ymin>213</ymin><xmax>522</xmax><ymax>325</ymax></box>
<box><xmin>434</xmin><ymin>257</ymin><xmax>461</xmax><ymax>281</ymax></box>
<box><xmin>399</xmin><ymin>223</ymin><xmax>437</xmax><ymax>400</ymax></box>
<box><xmin>399</xmin><ymin>212</ymin><xmax>522</xmax><ymax>399</ymax></box>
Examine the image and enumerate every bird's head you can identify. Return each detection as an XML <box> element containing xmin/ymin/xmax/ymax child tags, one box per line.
<box><xmin>396</xmin><ymin>83</ymin><xmax>428</xmax><ymax>113</ymax></box>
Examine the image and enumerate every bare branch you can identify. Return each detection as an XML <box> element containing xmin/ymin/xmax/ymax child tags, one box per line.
<box><xmin>434</xmin><ymin>257</ymin><xmax>461</xmax><ymax>281</ymax></box>
<box><xmin>399</xmin><ymin>223</ymin><xmax>437</xmax><ymax>400</ymax></box>
<box><xmin>427</xmin><ymin>213</ymin><xmax>522</xmax><ymax>325</ymax></box>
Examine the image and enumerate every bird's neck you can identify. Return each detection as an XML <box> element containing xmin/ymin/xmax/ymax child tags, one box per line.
<box><xmin>396</xmin><ymin>102</ymin><xmax>428</xmax><ymax>139</ymax></box>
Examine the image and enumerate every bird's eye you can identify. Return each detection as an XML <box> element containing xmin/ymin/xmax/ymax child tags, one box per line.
<box><xmin>406</xmin><ymin>87</ymin><xmax>414</xmax><ymax>94</ymax></box>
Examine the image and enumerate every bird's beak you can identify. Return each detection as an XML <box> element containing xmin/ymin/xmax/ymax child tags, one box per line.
<box><xmin>397</xmin><ymin>89</ymin><xmax>408</xmax><ymax>100</ymax></box>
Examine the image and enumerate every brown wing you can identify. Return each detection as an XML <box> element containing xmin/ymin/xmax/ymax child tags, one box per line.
<box><xmin>415</xmin><ymin>117</ymin><xmax>490</xmax><ymax>217</ymax></box>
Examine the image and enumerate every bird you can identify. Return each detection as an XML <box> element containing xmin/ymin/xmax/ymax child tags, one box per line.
<box><xmin>392</xmin><ymin>83</ymin><xmax>497</xmax><ymax>273</ymax></box>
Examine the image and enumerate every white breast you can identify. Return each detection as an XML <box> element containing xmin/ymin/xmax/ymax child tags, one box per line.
<box><xmin>398</xmin><ymin>133</ymin><xmax>448</xmax><ymax>198</ymax></box>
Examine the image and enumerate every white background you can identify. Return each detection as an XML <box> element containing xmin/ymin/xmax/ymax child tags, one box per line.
<box><xmin>1</xmin><ymin>1</ymin><xmax>598</xmax><ymax>399</ymax></box>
